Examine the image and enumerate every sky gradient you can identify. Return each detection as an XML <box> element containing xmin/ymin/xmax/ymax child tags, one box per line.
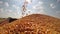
<box><xmin>0</xmin><ymin>0</ymin><xmax>60</xmax><ymax>18</ymax></box>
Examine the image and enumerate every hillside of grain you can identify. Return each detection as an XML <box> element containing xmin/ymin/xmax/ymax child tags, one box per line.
<box><xmin>0</xmin><ymin>14</ymin><xmax>60</xmax><ymax>34</ymax></box>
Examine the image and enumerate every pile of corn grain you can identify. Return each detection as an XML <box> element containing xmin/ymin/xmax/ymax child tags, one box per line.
<box><xmin>0</xmin><ymin>14</ymin><xmax>60</xmax><ymax>34</ymax></box>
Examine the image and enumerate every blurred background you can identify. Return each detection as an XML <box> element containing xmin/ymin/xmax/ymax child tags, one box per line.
<box><xmin>0</xmin><ymin>0</ymin><xmax>60</xmax><ymax>19</ymax></box>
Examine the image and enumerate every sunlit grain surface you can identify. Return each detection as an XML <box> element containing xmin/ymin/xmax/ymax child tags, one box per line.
<box><xmin>0</xmin><ymin>14</ymin><xmax>60</xmax><ymax>34</ymax></box>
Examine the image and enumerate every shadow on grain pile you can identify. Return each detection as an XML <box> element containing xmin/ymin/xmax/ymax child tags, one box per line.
<box><xmin>0</xmin><ymin>14</ymin><xmax>60</xmax><ymax>34</ymax></box>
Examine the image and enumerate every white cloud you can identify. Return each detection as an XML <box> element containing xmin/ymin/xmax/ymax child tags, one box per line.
<box><xmin>38</xmin><ymin>1</ymin><xmax>43</xmax><ymax>5</ymax></box>
<box><xmin>12</xmin><ymin>5</ymin><xmax>20</xmax><ymax>15</ymax></box>
<box><xmin>17</xmin><ymin>11</ymin><xmax>20</xmax><ymax>14</ymax></box>
<box><xmin>14</xmin><ymin>0</ymin><xmax>20</xmax><ymax>1</ymax></box>
<box><xmin>50</xmin><ymin>3</ymin><xmax>56</xmax><ymax>8</ymax></box>
<box><xmin>32</xmin><ymin>4</ymin><xmax>45</xmax><ymax>14</ymax></box>
<box><xmin>5</xmin><ymin>9</ymin><xmax>12</xmax><ymax>13</ymax></box>
<box><xmin>32</xmin><ymin>5</ymin><xmax>44</xmax><ymax>10</ymax></box>
<box><xmin>56</xmin><ymin>11</ymin><xmax>60</xmax><ymax>14</ymax></box>
<box><xmin>35</xmin><ymin>7</ymin><xmax>45</xmax><ymax>14</ymax></box>
<box><xmin>33</xmin><ymin>6</ymin><xmax>36</xmax><ymax>9</ymax></box>
<box><xmin>26</xmin><ymin>9</ymin><xmax>31</xmax><ymax>14</ymax></box>
<box><xmin>0</xmin><ymin>1</ymin><xmax>3</xmax><ymax>4</ymax></box>
<box><xmin>12</xmin><ymin>5</ymin><xmax>20</xmax><ymax>10</ymax></box>
<box><xmin>26</xmin><ymin>0</ymin><xmax>32</xmax><ymax>4</ymax></box>
<box><xmin>37</xmin><ymin>6</ymin><xmax>44</xmax><ymax>10</ymax></box>
<box><xmin>4</xmin><ymin>2</ymin><xmax>9</xmax><ymax>7</ymax></box>
<box><xmin>32</xmin><ymin>1</ymin><xmax>44</xmax><ymax>10</ymax></box>
<box><xmin>0</xmin><ymin>8</ymin><xmax>4</xmax><ymax>12</ymax></box>
<box><xmin>37</xmin><ymin>10</ymin><xmax>45</xmax><ymax>14</ymax></box>
<box><xmin>57</xmin><ymin>0</ymin><xmax>60</xmax><ymax>3</ymax></box>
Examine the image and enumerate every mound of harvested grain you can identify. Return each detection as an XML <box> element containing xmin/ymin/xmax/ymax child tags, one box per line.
<box><xmin>0</xmin><ymin>14</ymin><xmax>60</xmax><ymax>34</ymax></box>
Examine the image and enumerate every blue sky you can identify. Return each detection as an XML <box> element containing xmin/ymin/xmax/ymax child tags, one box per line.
<box><xmin>0</xmin><ymin>0</ymin><xmax>60</xmax><ymax>18</ymax></box>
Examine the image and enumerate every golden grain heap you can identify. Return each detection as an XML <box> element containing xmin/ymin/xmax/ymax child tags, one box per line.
<box><xmin>0</xmin><ymin>14</ymin><xmax>60</xmax><ymax>34</ymax></box>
